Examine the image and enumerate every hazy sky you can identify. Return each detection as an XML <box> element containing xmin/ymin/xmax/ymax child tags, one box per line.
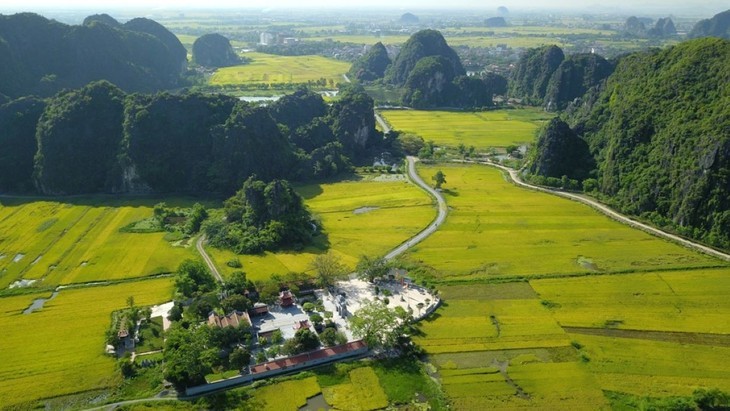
<box><xmin>2</xmin><ymin>0</ymin><xmax>727</xmax><ymax>14</ymax></box>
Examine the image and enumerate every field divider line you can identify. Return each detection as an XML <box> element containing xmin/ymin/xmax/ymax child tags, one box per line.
<box><xmin>460</xmin><ymin>160</ymin><xmax>730</xmax><ymax>263</ymax></box>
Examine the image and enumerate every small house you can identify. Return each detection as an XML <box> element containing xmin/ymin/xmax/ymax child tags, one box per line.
<box><xmin>249</xmin><ymin>302</ymin><xmax>269</xmax><ymax>317</ymax></box>
<box><xmin>279</xmin><ymin>290</ymin><xmax>294</xmax><ymax>307</ymax></box>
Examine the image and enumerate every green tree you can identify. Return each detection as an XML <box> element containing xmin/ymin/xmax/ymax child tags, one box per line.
<box><xmin>310</xmin><ymin>252</ymin><xmax>348</xmax><ymax>288</ymax></box>
<box><xmin>163</xmin><ymin>324</ymin><xmax>215</xmax><ymax>391</ymax></box>
<box><xmin>432</xmin><ymin>170</ymin><xmax>446</xmax><ymax>189</ymax></box>
<box><xmin>224</xmin><ymin>271</ymin><xmax>251</xmax><ymax>295</ymax></box>
<box><xmin>174</xmin><ymin>259</ymin><xmax>217</xmax><ymax>298</ymax></box>
<box><xmin>356</xmin><ymin>255</ymin><xmax>390</xmax><ymax>282</ymax></box>
<box><xmin>117</xmin><ymin>353</ymin><xmax>136</xmax><ymax>378</ymax></box>
<box><xmin>168</xmin><ymin>303</ymin><xmax>183</xmax><ymax>322</ymax></box>
<box><xmin>229</xmin><ymin>347</ymin><xmax>251</xmax><ymax>370</ymax></box>
<box><xmin>185</xmin><ymin>203</ymin><xmax>208</xmax><ymax>234</ymax></box>
<box><xmin>396</xmin><ymin>133</ymin><xmax>425</xmax><ymax>156</ymax></box>
<box><xmin>221</xmin><ymin>294</ymin><xmax>252</xmax><ymax>313</ymax></box>
<box><xmin>349</xmin><ymin>299</ymin><xmax>402</xmax><ymax>349</ymax></box>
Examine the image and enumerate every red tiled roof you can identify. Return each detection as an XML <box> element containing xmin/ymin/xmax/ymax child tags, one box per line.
<box><xmin>250</xmin><ymin>340</ymin><xmax>367</xmax><ymax>374</ymax></box>
<box><xmin>208</xmin><ymin>310</ymin><xmax>251</xmax><ymax>328</ymax></box>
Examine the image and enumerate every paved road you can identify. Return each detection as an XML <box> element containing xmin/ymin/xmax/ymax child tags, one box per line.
<box><xmin>476</xmin><ymin>160</ymin><xmax>730</xmax><ymax>263</ymax></box>
<box><xmin>384</xmin><ymin>156</ymin><xmax>448</xmax><ymax>260</ymax></box>
<box><xmin>196</xmin><ymin>235</ymin><xmax>225</xmax><ymax>284</ymax></box>
<box><xmin>374</xmin><ymin>111</ymin><xmax>390</xmax><ymax>133</ymax></box>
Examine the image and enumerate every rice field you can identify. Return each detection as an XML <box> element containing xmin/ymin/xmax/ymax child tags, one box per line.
<box><xmin>402</xmin><ymin>163</ymin><xmax>723</xmax><ymax>282</ymax></box>
<box><xmin>531</xmin><ymin>268</ymin><xmax>730</xmax><ymax>334</ymax></box>
<box><xmin>0</xmin><ymin>198</ymin><xmax>197</xmax><ymax>288</ymax></box>
<box><xmin>399</xmin><ymin>161</ymin><xmax>728</xmax><ymax>409</ymax></box>
<box><xmin>252</xmin><ymin>377</ymin><xmax>321</xmax><ymax>411</ymax></box>
<box><xmin>0</xmin><ymin>278</ymin><xmax>174</xmax><ymax>408</ymax></box>
<box><xmin>380</xmin><ymin>109</ymin><xmax>552</xmax><ymax>149</ymax></box>
<box><xmin>322</xmin><ymin>367</ymin><xmax>389</xmax><ymax>411</ymax></box>
<box><xmin>571</xmin><ymin>334</ymin><xmax>730</xmax><ymax>397</ymax></box>
<box><xmin>209</xmin><ymin>52</ymin><xmax>350</xmax><ymax>86</ymax></box>
<box><xmin>415</xmin><ymin>283</ymin><xmax>608</xmax><ymax>409</ymax></box>
<box><xmin>206</xmin><ymin>176</ymin><xmax>435</xmax><ymax>282</ymax></box>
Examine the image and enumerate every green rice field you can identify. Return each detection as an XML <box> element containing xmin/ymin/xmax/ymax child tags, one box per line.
<box><xmin>402</xmin><ymin>163</ymin><xmax>723</xmax><ymax>282</ymax></box>
<box><xmin>531</xmin><ymin>268</ymin><xmax>730</xmax><ymax>334</ymax></box>
<box><xmin>209</xmin><ymin>52</ymin><xmax>350</xmax><ymax>87</ymax></box>
<box><xmin>401</xmin><ymin>160</ymin><xmax>729</xmax><ymax>408</ymax></box>
<box><xmin>0</xmin><ymin>198</ymin><xmax>197</xmax><ymax>288</ymax></box>
<box><xmin>206</xmin><ymin>176</ymin><xmax>435</xmax><ymax>282</ymax></box>
<box><xmin>415</xmin><ymin>282</ymin><xmax>609</xmax><ymax>410</ymax></box>
<box><xmin>380</xmin><ymin>109</ymin><xmax>552</xmax><ymax>149</ymax></box>
<box><xmin>0</xmin><ymin>278</ymin><xmax>173</xmax><ymax>408</ymax></box>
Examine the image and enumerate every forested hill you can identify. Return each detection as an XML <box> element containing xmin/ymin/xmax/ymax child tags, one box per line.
<box><xmin>509</xmin><ymin>45</ymin><xmax>613</xmax><ymax>110</ymax></box>
<box><xmin>0</xmin><ymin>13</ymin><xmax>186</xmax><ymax>99</ymax></box>
<box><xmin>531</xmin><ymin>37</ymin><xmax>730</xmax><ymax>249</ymax></box>
<box><xmin>2</xmin><ymin>83</ymin><xmax>381</xmax><ymax>195</ymax></box>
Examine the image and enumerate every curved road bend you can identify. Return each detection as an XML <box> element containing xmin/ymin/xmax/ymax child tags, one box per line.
<box><xmin>477</xmin><ymin>160</ymin><xmax>730</xmax><ymax>263</ymax></box>
<box><xmin>196</xmin><ymin>235</ymin><xmax>225</xmax><ymax>284</ymax></box>
<box><xmin>384</xmin><ymin>156</ymin><xmax>448</xmax><ymax>260</ymax></box>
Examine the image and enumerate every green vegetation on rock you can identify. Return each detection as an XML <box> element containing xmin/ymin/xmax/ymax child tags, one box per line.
<box><xmin>508</xmin><ymin>45</ymin><xmax>565</xmax><ymax>104</ymax></box>
<box><xmin>0</xmin><ymin>13</ymin><xmax>186</xmax><ymax>99</ymax></box>
<box><xmin>349</xmin><ymin>42</ymin><xmax>391</xmax><ymax>81</ymax></box>
<box><xmin>192</xmin><ymin>33</ymin><xmax>242</xmax><ymax>68</ymax></box>
<box><xmin>205</xmin><ymin>177</ymin><xmax>314</xmax><ymax>254</ymax></box>
<box><xmin>567</xmin><ymin>37</ymin><xmax>730</xmax><ymax>249</ymax></box>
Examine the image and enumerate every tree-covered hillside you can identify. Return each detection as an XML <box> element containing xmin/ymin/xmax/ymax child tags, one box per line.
<box><xmin>0</xmin><ymin>97</ymin><xmax>46</xmax><ymax>192</ymax></box>
<box><xmin>544</xmin><ymin>53</ymin><xmax>613</xmax><ymax>111</ymax></box>
<box><xmin>192</xmin><ymin>33</ymin><xmax>241</xmax><ymax>68</ymax></box>
<box><xmin>349</xmin><ymin>42</ymin><xmax>391</xmax><ymax>82</ymax></box>
<box><xmin>508</xmin><ymin>45</ymin><xmax>565</xmax><ymax>105</ymax></box>
<box><xmin>3</xmin><ymin>83</ymin><xmax>381</xmax><ymax>196</ymax></box>
<box><xmin>385</xmin><ymin>29</ymin><xmax>465</xmax><ymax>87</ymax></box>
<box><xmin>0</xmin><ymin>13</ymin><xmax>186</xmax><ymax>99</ymax></box>
<box><xmin>34</xmin><ymin>81</ymin><xmax>126</xmax><ymax>195</ymax></box>
<box><xmin>530</xmin><ymin>38</ymin><xmax>730</xmax><ymax>249</ymax></box>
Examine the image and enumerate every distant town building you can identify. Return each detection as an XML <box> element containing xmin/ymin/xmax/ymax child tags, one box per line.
<box><xmin>259</xmin><ymin>32</ymin><xmax>275</xmax><ymax>45</ymax></box>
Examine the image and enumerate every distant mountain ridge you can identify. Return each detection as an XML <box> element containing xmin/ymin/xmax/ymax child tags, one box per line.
<box><xmin>0</xmin><ymin>12</ymin><xmax>186</xmax><ymax>98</ymax></box>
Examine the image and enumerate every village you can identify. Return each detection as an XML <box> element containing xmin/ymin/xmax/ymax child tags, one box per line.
<box><xmin>110</xmin><ymin>270</ymin><xmax>439</xmax><ymax>396</ymax></box>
